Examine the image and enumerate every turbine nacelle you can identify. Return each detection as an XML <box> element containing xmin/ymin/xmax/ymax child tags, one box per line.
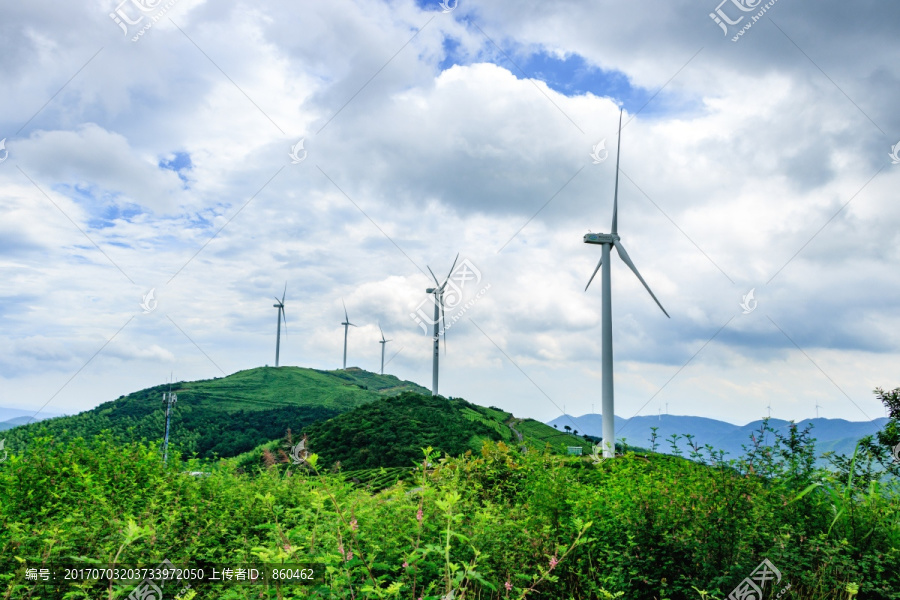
<box><xmin>584</xmin><ymin>233</ymin><xmax>620</xmax><ymax>245</ymax></box>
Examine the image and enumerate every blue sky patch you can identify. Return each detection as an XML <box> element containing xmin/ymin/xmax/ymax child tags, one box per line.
<box><xmin>159</xmin><ymin>151</ymin><xmax>193</xmax><ymax>186</ymax></box>
<box><xmin>436</xmin><ymin>29</ymin><xmax>695</xmax><ymax>117</ymax></box>
<box><xmin>54</xmin><ymin>183</ymin><xmax>143</xmax><ymax>230</ymax></box>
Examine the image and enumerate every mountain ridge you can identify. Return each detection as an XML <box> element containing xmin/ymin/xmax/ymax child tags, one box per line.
<box><xmin>547</xmin><ymin>413</ymin><xmax>889</xmax><ymax>460</ymax></box>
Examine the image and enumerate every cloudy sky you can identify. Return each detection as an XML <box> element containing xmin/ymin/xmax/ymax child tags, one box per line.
<box><xmin>1</xmin><ymin>0</ymin><xmax>898</xmax><ymax>432</ymax></box>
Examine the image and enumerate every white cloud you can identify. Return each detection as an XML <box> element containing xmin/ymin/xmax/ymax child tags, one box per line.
<box><xmin>0</xmin><ymin>0</ymin><xmax>897</xmax><ymax>427</ymax></box>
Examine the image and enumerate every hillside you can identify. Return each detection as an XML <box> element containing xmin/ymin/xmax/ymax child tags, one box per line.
<box><xmin>548</xmin><ymin>413</ymin><xmax>890</xmax><ymax>461</ymax></box>
<box><xmin>233</xmin><ymin>395</ymin><xmax>592</xmax><ymax>475</ymax></box>
<box><xmin>1</xmin><ymin>366</ymin><xmax>431</xmax><ymax>459</ymax></box>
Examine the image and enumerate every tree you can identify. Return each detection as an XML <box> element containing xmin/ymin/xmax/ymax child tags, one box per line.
<box><xmin>875</xmin><ymin>387</ymin><xmax>900</xmax><ymax>450</ymax></box>
<box><xmin>564</xmin><ymin>425</ymin><xmax>571</xmax><ymax>433</ymax></box>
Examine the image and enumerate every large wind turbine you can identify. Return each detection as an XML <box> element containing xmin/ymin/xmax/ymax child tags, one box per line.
<box><xmin>584</xmin><ymin>109</ymin><xmax>670</xmax><ymax>458</ymax></box>
<box><xmin>425</xmin><ymin>253</ymin><xmax>459</xmax><ymax>396</ymax></box>
<box><xmin>378</xmin><ymin>324</ymin><xmax>392</xmax><ymax>375</ymax></box>
<box><xmin>273</xmin><ymin>284</ymin><xmax>287</xmax><ymax>367</ymax></box>
<box><xmin>341</xmin><ymin>299</ymin><xmax>357</xmax><ymax>369</ymax></box>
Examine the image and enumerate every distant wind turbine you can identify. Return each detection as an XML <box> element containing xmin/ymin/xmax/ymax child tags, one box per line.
<box><xmin>378</xmin><ymin>324</ymin><xmax>392</xmax><ymax>375</ymax></box>
<box><xmin>815</xmin><ymin>403</ymin><xmax>822</xmax><ymax>419</ymax></box>
<box><xmin>584</xmin><ymin>109</ymin><xmax>670</xmax><ymax>458</ymax></box>
<box><xmin>425</xmin><ymin>253</ymin><xmax>459</xmax><ymax>396</ymax></box>
<box><xmin>341</xmin><ymin>299</ymin><xmax>357</xmax><ymax>369</ymax></box>
<box><xmin>273</xmin><ymin>284</ymin><xmax>287</xmax><ymax>367</ymax></box>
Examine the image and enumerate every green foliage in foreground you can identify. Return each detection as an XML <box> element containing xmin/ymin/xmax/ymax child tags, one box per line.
<box><xmin>2</xmin><ymin>426</ymin><xmax>899</xmax><ymax>600</ymax></box>
<box><xmin>2</xmin><ymin>367</ymin><xmax>430</xmax><ymax>460</ymax></box>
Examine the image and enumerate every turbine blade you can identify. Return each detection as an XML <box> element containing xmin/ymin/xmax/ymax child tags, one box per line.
<box><xmin>379</xmin><ymin>324</ymin><xmax>386</xmax><ymax>342</ymax></box>
<box><xmin>426</xmin><ymin>265</ymin><xmax>440</xmax><ymax>286</ymax></box>
<box><xmin>612</xmin><ymin>108</ymin><xmax>623</xmax><ymax>235</ymax></box>
<box><xmin>585</xmin><ymin>257</ymin><xmax>603</xmax><ymax>291</ymax></box>
<box><xmin>442</xmin><ymin>253</ymin><xmax>460</xmax><ymax>287</ymax></box>
<box><xmin>613</xmin><ymin>240</ymin><xmax>670</xmax><ymax>318</ymax></box>
<box><xmin>342</xmin><ymin>298</ymin><xmax>349</xmax><ymax>322</ymax></box>
<box><xmin>274</xmin><ymin>297</ymin><xmax>281</xmax><ymax>304</ymax></box>
<box><xmin>282</xmin><ymin>282</ymin><xmax>287</xmax><ymax>304</ymax></box>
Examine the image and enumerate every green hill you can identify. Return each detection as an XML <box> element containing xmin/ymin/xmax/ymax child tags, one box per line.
<box><xmin>2</xmin><ymin>366</ymin><xmax>430</xmax><ymax>460</ymax></box>
<box><xmin>232</xmin><ymin>394</ymin><xmax>594</xmax><ymax>480</ymax></box>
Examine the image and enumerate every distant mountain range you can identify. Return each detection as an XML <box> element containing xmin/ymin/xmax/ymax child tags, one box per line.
<box><xmin>546</xmin><ymin>413</ymin><xmax>889</xmax><ymax>461</ymax></box>
<box><xmin>0</xmin><ymin>408</ymin><xmax>61</xmax><ymax>431</ymax></box>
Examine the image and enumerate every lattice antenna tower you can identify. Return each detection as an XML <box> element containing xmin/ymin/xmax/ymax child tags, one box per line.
<box><xmin>162</xmin><ymin>373</ymin><xmax>178</xmax><ymax>464</ymax></box>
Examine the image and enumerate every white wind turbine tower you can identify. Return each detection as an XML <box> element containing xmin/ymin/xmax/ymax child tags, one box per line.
<box><xmin>425</xmin><ymin>253</ymin><xmax>459</xmax><ymax>396</ymax></box>
<box><xmin>378</xmin><ymin>324</ymin><xmax>392</xmax><ymax>375</ymax></box>
<box><xmin>584</xmin><ymin>109</ymin><xmax>670</xmax><ymax>458</ymax></box>
<box><xmin>273</xmin><ymin>284</ymin><xmax>287</xmax><ymax>367</ymax></box>
<box><xmin>341</xmin><ymin>299</ymin><xmax>357</xmax><ymax>369</ymax></box>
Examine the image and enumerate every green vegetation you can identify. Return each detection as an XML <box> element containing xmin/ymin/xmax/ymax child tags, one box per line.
<box><xmin>2</xmin><ymin>367</ymin><xmax>429</xmax><ymax>460</ymax></box>
<box><xmin>231</xmin><ymin>393</ymin><xmax>596</xmax><ymax>475</ymax></box>
<box><xmin>2</xmin><ymin>421</ymin><xmax>899</xmax><ymax>599</ymax></box>
<box><xmin>298</xmin><ymin>393</ymin><xmax>507</xmax><ymax>471</ymax></box>
<box><xmin>512</xmin><ymin>418</ymin><xmax>592</xmax><ymax>453</ymax></box>
<box><xmin>2</xmin><ymin>376</ymin><xmax>899</xmax><ymax>599</ymax></box>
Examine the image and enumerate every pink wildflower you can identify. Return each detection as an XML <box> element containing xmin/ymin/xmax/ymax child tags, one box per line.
<box><xmin>283</xmin><ymin>544</ymin><xmax>291</xmax><ymax>552</ymax></box>
<box><xmin>402</xmin><ymin>561</ymin><xmax>409</xmax><ymax>568</ymax></box>
<box><xmin>350</xmin><ymin>518</ymin><xmax>358</xmax><ymax>531</ymax></box>
<box><xmin>505</xmin><ymin>580</ymin><xmax>512</xmax><ymax>592</ymax></box>
<box><xmin>346</xmin><ymin>552</ymin><xmax>353</xmax><ymax>561</ymax></box>
<box><xmin>549</xmin><ymin>555</ymin><xmax>558</xmax><ymax>570</ymax></box>
<box><xmin>416</xmin><ymin>508</ymin><xmax>423</xmax><ymax>523</ymax></box>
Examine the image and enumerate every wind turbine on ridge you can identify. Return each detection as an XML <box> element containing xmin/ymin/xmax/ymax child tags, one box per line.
<box><xmin>273</xmin><ymin>284</ymin><xmax>287</xmax><ymax>367</ymax></box>
<box><xmin>378</xmin><ymin>324</ymin><xmax>392</xmax><ymax>375</ymax></box>
<box><xmin>425</xmin><ymin>253</ymin><xmax>459</xmax><ymax>396</ymax></box>
<box><xmin>341</xmin><ymin>299</ymin><xmax>357</xmax><ymax>369</ymax></box>
<box><xmin>584</xmin><ymin>108</ymin><xmax>670</xmax><ymax>458</ymax></box>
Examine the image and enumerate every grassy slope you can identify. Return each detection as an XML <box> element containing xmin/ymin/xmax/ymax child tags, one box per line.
<box><xmin>171</xmin><ymin>366</ymin><xmax>431</xmax><ymax>411</ymax></box>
